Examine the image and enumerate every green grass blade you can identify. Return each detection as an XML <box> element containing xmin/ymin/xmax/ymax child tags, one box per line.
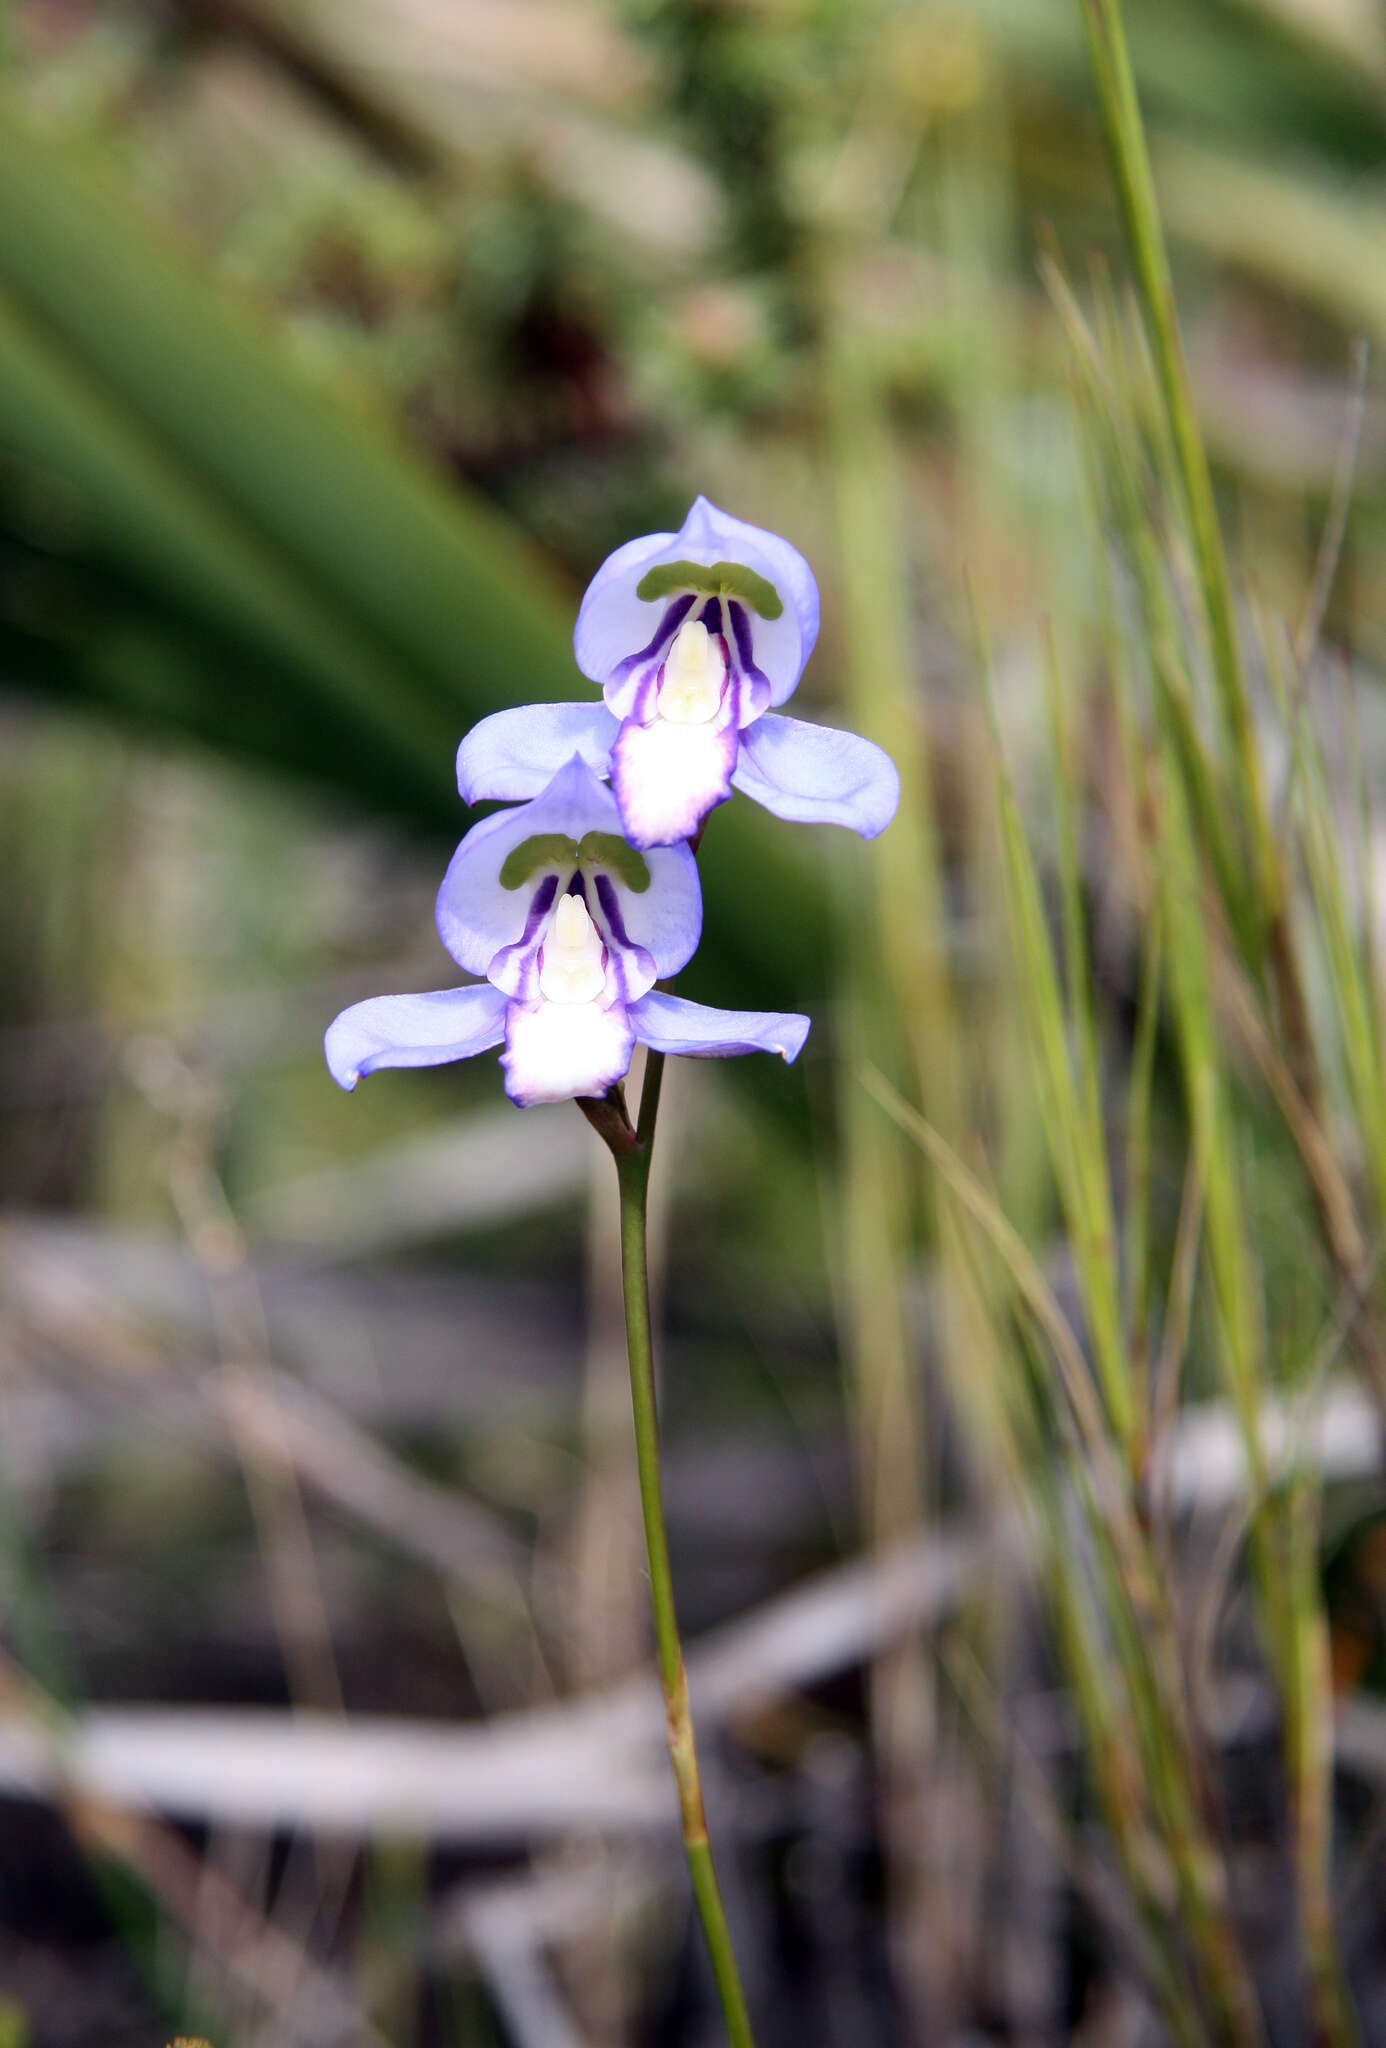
<box><xmin>1077</xmin><ymin>0</ymin><xmax>1279</xmax><ymax>935</ymax></box>
<box><xmin>974</xmin><ymin>618</ymin><xmax>1134</xmax><ymax>1451</ymax></box>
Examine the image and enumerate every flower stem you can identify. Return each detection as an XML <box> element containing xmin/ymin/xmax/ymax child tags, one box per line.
<box><xmin>609</xmin><ymin>1051</ymin><xmax>757</xmax><ymax>2048</ymax></box>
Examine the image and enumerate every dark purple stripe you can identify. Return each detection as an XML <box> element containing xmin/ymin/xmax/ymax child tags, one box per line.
<box><xmin>524</xmin><ymin>872</ymin><xmax>561</xmax><ymax>932</ymax></box>
<box><xmin>727</xmin><ymin>599</ymin><xmax>771</xmax><ymax>723</ymax></box>
<box><xmin>629</xmin><ymin>671</ymin><xmax>659</xmax><ymax>723</ymax></box>
<box><xmin>729</xmin><ymin>600</ymin><xmax>769</xmax><ymax>692</ymax></box>
<box><xmin>728</xmin><ymin>599</ymin><xmax>754</xmax><ymax>669</ymax></box>
<box><xmin>608</xmin><ymin>595</ymin><xmax>696</xmax><ymax>685</ymax></box>
<box><xmin>593</xmin><ymin>873</ymin><xmax>653</xmax><ymax>1001</ymax></box>
<box><xmin>489</xmin><ymin>871</ymin><xmax>562</xmax><ymax>1001</ymax></box>
<box><xmin>593</xmin><ymin>873</ymin><xmax>632</xmax><ymax>948</ymax></box>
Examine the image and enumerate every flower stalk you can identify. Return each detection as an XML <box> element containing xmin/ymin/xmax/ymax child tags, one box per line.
<box><xmin>327</xmin><ymin>492</ymin><xmax>891</xmax><ymax>2046</ymax></box>
<box><xmin>599</xmin><ymin>1050</ymin><xmax>758</xmax><ymax>2048</ymax></box>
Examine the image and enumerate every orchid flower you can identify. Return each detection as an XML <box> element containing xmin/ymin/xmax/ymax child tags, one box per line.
<box><xmin>325</xmin><ymin>758</ymin><xmax>810</xmax><ymax>1107</ymax></box>
<box><xmin>456</xmin><ymin>496</ymin><xmax>900</xmax><ymax>849</ymax></box>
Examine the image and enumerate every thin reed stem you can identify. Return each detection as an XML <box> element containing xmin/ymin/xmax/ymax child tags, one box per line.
<box><xmin>601</xmin><ymin>1053</ymin><xmax>757</xmax><ymax>2048</ymax></box>
<box><xmin>1077</xmin><ymin>0</ymin><xmax>1274</xmax><ymax>913</ymax></box>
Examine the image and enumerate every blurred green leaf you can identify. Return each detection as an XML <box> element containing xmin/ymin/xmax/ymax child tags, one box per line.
<box><xmin>0</xmin><ymin>96</ymin><xmax>820</xmax><ymax>1012</ymax></box>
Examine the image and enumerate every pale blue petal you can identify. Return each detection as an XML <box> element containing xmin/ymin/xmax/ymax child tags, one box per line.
<box><xmin>325</xmin><ymin>984</ymin><xmax>508</xmax><ymax>1091</ymax></box>
<box><xmin>436</xmin><ymin>757</ymin><xmax>623</xmax><ymax>975</ymax></box>
<box><xmin>601</xmin><ymin>838</ymin><xmax>703</xmax><ymax>980</ymax></box>
<box><xmin>630</xmin><ymin>991</ymin><xmax>810</xmax><ymax>1063</ymax></box>
<box><xmin>457</xmin><ymin>703</ymin><xmax>619</xmax><ymax>805</ymax></box>
<box><xmin>574</xmin><ymin>527</ymin><xmax>685</xmax><ymax>685</ymax></box>
<box><xmin>732</xmin><ymin>713</ymin><xmax>900</xmax><ymax>838</ymax></box>
<box><xmin>679</xmin><ymin>496</ymin><xmax>820</xmax><ymax>674</ymax></box>
<box><xmin>502</xmin><ymin>998</ymin><xmax>634</xmax><ymax>1107</ymax></box>
<box><xmin>575</xmin><ymin>496</ymin><xmax>819</xmax><ymax>711</ymax></box>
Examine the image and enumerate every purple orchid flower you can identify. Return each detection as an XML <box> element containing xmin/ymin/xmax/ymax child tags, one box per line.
<box><xmin>325</xmin><ymin>757</ymin><xmax>810</xmax><ymax>1107</ymax></box>
<box><xmin>455</xmin><ymin>496</ymin><xmax>901</xmax><ymax>850</ymax></box>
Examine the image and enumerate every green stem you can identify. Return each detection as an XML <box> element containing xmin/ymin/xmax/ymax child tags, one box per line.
<box><xmin>609</xmin><ymin>1052</ymin><xmax>757</xmax><ymax>2048</ymax></box>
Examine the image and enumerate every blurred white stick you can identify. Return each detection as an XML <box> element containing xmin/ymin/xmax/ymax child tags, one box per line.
<box><xmin>0</xmin><ymin>1381</ymin><xmax>1376</xmax><ymax>1842</ymax></box>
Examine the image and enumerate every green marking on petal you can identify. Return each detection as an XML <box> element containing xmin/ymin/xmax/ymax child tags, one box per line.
<box><xmin>578</xmin><ymin>832</ymin><xmax>651</xmax><ymax>892</ymax></box>
<box><xmin>635</xmin><ymin>558</ymin><xmax>783</xmax><ymax>621</ymax></box>
<box><xmin>500</xmin><ymin>831</ymin><xmax>651</xmax><ymax>894</ymax></box>
<box><xmin>499</xmin><ymin>832</ymin><xmax>580</xmax><ymax>889</ymax></box>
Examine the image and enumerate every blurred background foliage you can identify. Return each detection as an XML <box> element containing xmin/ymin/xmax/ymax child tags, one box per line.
<box><xmin>5</xmin><ymin>0</ymin><xmax>1386</xmax><ymax>1196</ymax></box>
<box><xmin>5</xmin><ymin>0</ymin><xmax>1386</xmax><ymax>2044</ymax></box>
